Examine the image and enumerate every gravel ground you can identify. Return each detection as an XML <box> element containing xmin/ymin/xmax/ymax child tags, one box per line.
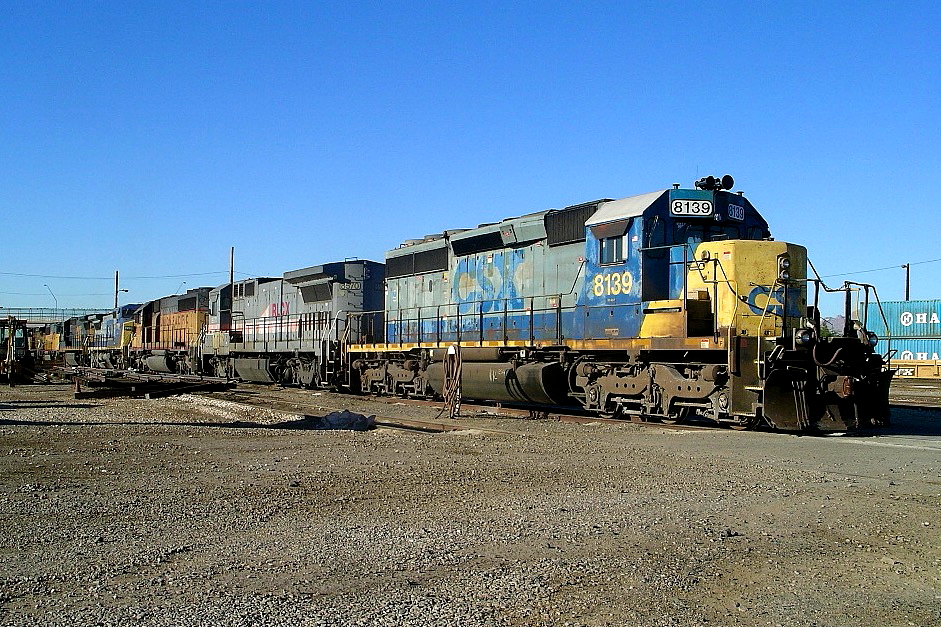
<box><xmin>1</xmin><ymin>384</ymin><xmax>939</xmax><ymax>627</ymax></box>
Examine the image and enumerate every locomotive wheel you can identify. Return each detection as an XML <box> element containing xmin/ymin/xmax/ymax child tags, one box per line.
<box><xmin>660</xmin><ymin>407</ymin><xmax>692</xmax><ymax>425</ymax></box>
<box><xmin>729</xmin><ymin>415</ymin><xmax>760</xmax><ymax>431</ymax></box>
<box><xmin>599</xmin><ymin>402</ymin><xmax>624</xmax><ymax>420</ymax></box>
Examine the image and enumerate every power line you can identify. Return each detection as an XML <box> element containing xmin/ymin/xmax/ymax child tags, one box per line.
<box><xmin>909</xmin><ymin>257</ymin><xmax>941</xmax><ymax>267</ymax></box>
<box><xmin>0</xmin><ymin>270</ymin><xmax>230</xmax><ymax>280</ymax></box>
<box><xmin>0</xmin><ymin>291</ymin><xmax>125</xmax><ymax>296</ymax></box>
<box><xmin>821</xmin><ymin>257</ymin><xmax>941</xmax><ymax>278</ymax></box>
<box><xmin>0</xmin><ymin>270</ymin><xmax>264</xmax><ymax>282</ymax></box>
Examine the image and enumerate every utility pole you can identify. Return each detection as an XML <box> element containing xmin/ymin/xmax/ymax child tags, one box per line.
<box><xmin>114</xmin><ymin>270</ymin><xmax>128</xmax><ymax>309</ymax></box>
<box><xmin>229</xmin><ymin>247</ymin><xmax>234</xmax><ymax>311</ymax></box>
<box><xmin>902</xmin><ymin>264</ymin><xmax>910</xmax><ymax>301</ymax></box>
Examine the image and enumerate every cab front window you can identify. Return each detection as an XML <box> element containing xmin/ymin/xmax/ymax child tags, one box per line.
<box><xmin>673</xmin><ymin>222</ymin><xmax>742</xmax><ymax>246</ymax></box>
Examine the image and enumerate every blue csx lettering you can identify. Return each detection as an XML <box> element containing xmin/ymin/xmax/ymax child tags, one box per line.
<box><xmin>745</xmin><ymin>286</ymin><xmax>799</xmax><ymax>317</ymax></box>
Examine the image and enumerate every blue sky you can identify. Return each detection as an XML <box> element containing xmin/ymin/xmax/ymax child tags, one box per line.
<box><xmin>1</xmin><ymin>1</ymin><xmax>938</xmax><ymax>315</ymax></box>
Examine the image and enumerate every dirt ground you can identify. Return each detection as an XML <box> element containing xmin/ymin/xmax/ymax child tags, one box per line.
<box><xmin>1</xmin><ymin>384</ymin><xmax>939</xmax><ymax>626</ymax></box>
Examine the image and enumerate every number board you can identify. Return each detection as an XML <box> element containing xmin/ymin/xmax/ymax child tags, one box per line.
<box><xmin>727</xmin><ymin>204</ymin><xmax>745</xmax><ymax>221</ymax></box>
<box><xmin>670</xmin><ymin>199</ymin><xmax>713</xmax><ymax>217</ymax></box>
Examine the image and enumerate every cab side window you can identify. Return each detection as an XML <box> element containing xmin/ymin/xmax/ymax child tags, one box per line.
<box><xmin>599</xmin><ymin>236</ymin><xmax>624</xmax><ymax>265</ymax></box>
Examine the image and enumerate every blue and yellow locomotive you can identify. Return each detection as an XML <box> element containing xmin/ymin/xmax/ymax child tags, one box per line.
<box><xmin>348</xmin><ymin>176</ymin><xmax>891</xmax><ymax>431</ymax></box>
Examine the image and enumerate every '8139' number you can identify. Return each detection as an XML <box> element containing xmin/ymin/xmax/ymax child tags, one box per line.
<box><xmin>671</xmin><ymin>199</ymin><xmax>713</xmax><ymax>216</ymax></box>
<box><xmin>592</xmin><ymin>272</ymin><xmax>633</xmax><ymax>297</ymax></box>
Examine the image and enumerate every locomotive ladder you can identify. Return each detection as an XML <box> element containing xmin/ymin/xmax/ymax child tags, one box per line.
<box><xmin>321</xmin><ymin>315</ymin><xmax>351</xmax><ymax>386</ymax></box>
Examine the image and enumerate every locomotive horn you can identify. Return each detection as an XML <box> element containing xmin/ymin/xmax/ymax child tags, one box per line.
<box><xmin>695</xmin><ymin>175</ymin><xmax>717</xmax><ymax>190</ymax></box>
<box><xmin>694</xmin><ymin>174</ymin><xmax>735</xmax><ymax>191</ymax></box>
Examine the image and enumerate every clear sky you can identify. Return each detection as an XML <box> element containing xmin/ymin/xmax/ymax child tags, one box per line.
<box><xmin>2</xmin><ymin>1</ymin><xmax>938</xmax><ymax>316</ymax></box>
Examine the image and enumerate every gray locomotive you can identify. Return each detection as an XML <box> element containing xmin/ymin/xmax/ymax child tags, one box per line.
<box><xmin>201</xmin><ymin>260</ymin><xmax>384</xmax><ymax>387</ymax></box>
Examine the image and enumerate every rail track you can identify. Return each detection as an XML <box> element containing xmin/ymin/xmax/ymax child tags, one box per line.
<box><xmin>197</xmin><ymin>380</ymin><xmax>941</xmax><ymax>435</ymax></box>
<box><xmin>888</xmin><ymin>378</ymin><xmax>941</xmax><ymax>409</ymax></box>
<box><xmin>202</xmin><ymin>385</ymin><xmax>516</xmax><ymax>434</ymax></box>
<box><xmin>45</xmin><ymin>366</ymin><xmax>941</xmax><ymax>433</ymax></box>
<box><xmin>167</xmin><ymin>367</ymin><xmax>936</xmax><ymax>429</ymax></box>
<box><xmin>203</xmin><ymin>384</ymin><xmax>764</xmax><ymax>435</ymax></box>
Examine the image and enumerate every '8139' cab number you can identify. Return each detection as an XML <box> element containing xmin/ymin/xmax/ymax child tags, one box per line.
<box><xmin>727</xmin><ymin>203</ymin><xmax>745</xmax><ymax>221</ymax></box>
<box><xmin>592</xmin><ymin>271</ymin><xmax>633</xmax><ymax>297</ymax></box>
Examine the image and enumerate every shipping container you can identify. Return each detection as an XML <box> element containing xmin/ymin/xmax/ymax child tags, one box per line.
<box><xmin>865</xmin><ymin>299</ymin><xmax>941</xmax><ymax>339</ymax></box>
<box><xmin>886</xmin><ymin>336</ymin><xmax>941</xmax><ymax>379</ymax></box>
<box><xmin>892</xmin><ymin>360</ymin><xmax>941</xmax><ymax>379</ymax></box>
<box><xmin>876</xmin><ymin>337</ymin><xmax>941</xmax><ymax>361</ymax></box>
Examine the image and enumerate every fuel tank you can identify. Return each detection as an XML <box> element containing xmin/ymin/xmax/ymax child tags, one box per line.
<box><xmin>144</xmin><ymin>352</ymin><xmax>174</xmax><ymax>373</ymax></box>
<box><xmin>427</xmin><ymin>361</ymin><xmax>570</xmax><ymax>405</ymax></box>
<box><xmin>234</xmin><ymin>358</ymin><xmax>276</xmax><ymax>383</ymax></box>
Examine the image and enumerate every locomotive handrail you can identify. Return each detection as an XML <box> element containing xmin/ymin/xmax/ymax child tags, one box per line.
<box><xmin>806</xmin><ymin>259</ymin><xmax>892</xmax><ymax>364</ymax></box>
<box><xmin>562</xmin><ymin>260</ymin><xmax>587</xmax><ymax>297</ymax></box>
<box><xmin>755</xmin><ymin>277</ymin><xmax>786</xmax><ymax>341</ymax></box>
<box><xmin>639</xmin><ymin>241</ymin><xmax>698</xmax><ymax>337</ymax></box>
<box><xmin>687</xmin><ymin>255</ymin><xmax>746</xmax><ymax>337</ymax></box>
<box><xmin>354</xmin><ymin>296</ymin><xmax>582</xmax><ymax>347</ymax></box>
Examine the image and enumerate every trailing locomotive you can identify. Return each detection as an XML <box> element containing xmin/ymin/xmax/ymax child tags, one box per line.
<box><xmin>201</xmin><ymin>260</ymin><xmax>384</xmax><ymax>387</ymax></box>
<box><xmin>87</xmin><ymin>304</ymin><xmax>140</xmax><ymax>369</ymax></box>
<box><xmin>40</xmin><ymin>306</ymin><xmax>139</xmax><ymax>368</ymax></box>
<box><xmin>346</xmin><ymin>176</ymin><xmax>892</xmax><ymax>431</ymax></box>
<box><xmin>128</xmin><ymin>287</ymin><xmax>212</xmax><ymax>374</ymax></box>
<box><xmin>47</xmin><ymin>289</ymin><xmax>210</xmax><ymax>372</ymax></box>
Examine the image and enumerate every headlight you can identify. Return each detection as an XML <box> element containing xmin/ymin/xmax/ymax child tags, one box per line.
<box><xmin>867</xmin><ymin>332</ymin><xmax>878</xmax><ymax>347</ymax></box>
<box><xmin>795</xmin><ymin>328</ymin><xmax>814</xmax><ymax>346</ymax></box>
<box><xmin>778</xmin><ymin>256</ymin><xmax>791</xmax><ymax>281</ymax></box>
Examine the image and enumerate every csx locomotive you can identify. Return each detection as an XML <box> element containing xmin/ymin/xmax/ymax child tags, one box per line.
<box><xmin>53</xmin><ymin>177</ymin><xmax>893</xmax><ymax>431</ymax></box>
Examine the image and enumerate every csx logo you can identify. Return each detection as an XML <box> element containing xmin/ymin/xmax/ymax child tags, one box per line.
<box><xmin>900</xmin><ymin>311</ymin><xmax>940</xmax><ymax>327</ymax></box>
<box><xmin>744</xmin><ymin>286</ymin><xmax>803</xmax><ymax>318</ymax></box>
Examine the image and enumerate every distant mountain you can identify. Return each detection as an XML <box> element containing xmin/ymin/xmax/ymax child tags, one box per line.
<box><xmin>822</xmin><ymin>315</ymin><xmax>845</xmax><ymax>335</ymax></box>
